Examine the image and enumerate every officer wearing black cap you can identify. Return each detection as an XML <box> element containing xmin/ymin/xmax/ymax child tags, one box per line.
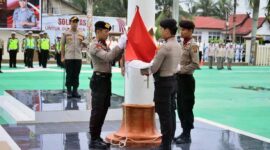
<box><xmin>141</xmin><ymin>18</ymin><xmax>180</xmax><ymax>150</ymax></box>
<box><xmin>174</xmin><ymin>20</ymin><xmax>199</xmax><ymax>144</ymax></box>
<box><xmin>61</xmin><ymin>16</ymin><xmax>84</xmax><ymax>98</ymax></box>
<box><xmin>88</xmin><ymin>21</ymin><xmax>126</xmax><ymax>149</ymax></box>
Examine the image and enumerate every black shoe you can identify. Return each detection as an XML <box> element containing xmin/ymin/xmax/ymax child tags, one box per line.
<box><xmin>209</xmin><ymin>67</ymin><xmax>213</xmax><ymax>69</ymax></box>
<box><xmin>89</xmin><ymin>138</ymin><xmax>109</xmax><ymax>149</ymax></box>
<box><xmin>72</xmin><ymin>91</ymin><xmax>81</xmax><ymax>98</ymax></box>
<box><xmin>228</xmin><ymin>68</ymin><xmax>232</xmax><ymax>70</ymax></box>
<box><xmin>173</xmin><ymin>133</ymin><xmax>183</xmax><ymax>142</ymax></box>
<box><xmin>175</xmin><ymin>134</ymin><xmax>191</xmax><ymax>144</ymax></box>
<box><xmin>67</xmin><ymin>92</ymin><xmax>72</xmax><ymax>99</ymax></box>
<box><xmin>97</xmin><ymin>137</ymin><xmax>110</xmax><ymax>147</ymax></box>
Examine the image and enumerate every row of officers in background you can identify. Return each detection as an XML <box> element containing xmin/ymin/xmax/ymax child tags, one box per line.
<box><xmin>207</xmin><ymin>43</ymin><xmax>235</xmax><ymax>70</ymax></box>
<box><xmin>196</xmin><ymin>42</ymin><xmax>246</xmax><ymax>71</ymax></box>
<box><xmin>0</xmin><ymin>31</ymin><xmax>63</xmax><ymax>73</ymax></box>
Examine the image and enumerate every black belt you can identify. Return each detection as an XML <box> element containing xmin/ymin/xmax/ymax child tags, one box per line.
<box><xmin>93</xmin><ymin>71</ymin><xmax>112</xmax><ymax>78</ymax></box>
<box><xmin>158</xmin><ymin>76</ymin><xmax>175</xmax><ymax>81</ymax></box>
<box><xmin>178</xmin><ymin>74</ymin><xmax>193</xmax><ymax>77</ymax></box>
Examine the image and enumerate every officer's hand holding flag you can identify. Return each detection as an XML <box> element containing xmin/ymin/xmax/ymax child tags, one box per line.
<box><xmin>124</xmin><ymin>7</ymin><xmax>157</xmax><ymax>73</ymax></box>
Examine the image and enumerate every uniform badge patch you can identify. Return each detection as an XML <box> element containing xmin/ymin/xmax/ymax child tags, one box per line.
<box><xmin>191</xmin><ymin>45</ymin><xmax>198</xmax><ymax>53</ymax></box>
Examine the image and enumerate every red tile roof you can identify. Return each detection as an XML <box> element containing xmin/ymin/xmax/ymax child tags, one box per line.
<box><xmin>228</xmin><ymin>14</ymin><xmax>249</xmax><ymax>29</ymax></box>
<box><xmin>229</xmin><ymin>17</ymin><xmax>266</xmax><ymax>35</ymax></box>
<box><xmin>194</xmin><ymin>14</ymin><xmax>266</xmax><ymax>36</ymax></box>
<box><xmin>194</xmin><ymin>16</ymin><xmax>225</xmax><ymax>30</ymax></box>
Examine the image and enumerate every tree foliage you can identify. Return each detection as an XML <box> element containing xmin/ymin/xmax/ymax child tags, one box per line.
<box><xmin>93</xmin><ymin>0</ymin><xmax>127</xmax><ymax>17</ymax></box>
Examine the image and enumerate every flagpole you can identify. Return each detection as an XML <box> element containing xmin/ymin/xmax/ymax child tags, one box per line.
<box><xmin>106</xmin><ymin>1</ymin><xmax>161</xmax><ymax>147</ymax></box>
<box><xmin>147</xmin><ymin>76</ymin><xmax>149</xmax><ymax>88</ymax></box>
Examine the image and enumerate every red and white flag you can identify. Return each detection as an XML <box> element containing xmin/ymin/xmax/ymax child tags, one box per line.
<box><xmin>125</xmin><ymin>8</ymin><xmax>157</xmax><ymax>63</ymax></box>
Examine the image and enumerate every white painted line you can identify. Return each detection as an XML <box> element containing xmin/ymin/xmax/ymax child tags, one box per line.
<box><xmin>1</xmin><ymin>92</ymin><xmax>35</xmax><ymax>123</ymax></box>
<box><xmin>1</xmin><ymin>67</ymin><xmax>122</xmax><ymax>73</ymax></box>
<box><xmin>0</xmin><ymin>126</ymin><xmax>21</xmax><ymax>150</ymax></box>
<box><xmin>221</xmin><ymin>71</ymin><xmax>270</xmax><ymax>73</ymax></box>
<box><xmin>195</xmin><ymin>117</ymin><xmax>270</xmax><ymax>143</ymax></box>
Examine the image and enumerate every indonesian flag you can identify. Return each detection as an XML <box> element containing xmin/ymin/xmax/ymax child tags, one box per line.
<box><xmin>125</xmin><ymin>8</ymin><xmax>157</xmax><ymax>63</ymax></box>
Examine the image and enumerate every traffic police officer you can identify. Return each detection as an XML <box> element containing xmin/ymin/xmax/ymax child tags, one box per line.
<box><xmin>141</xmin><ymin>18</ymin><xmax>180</xmax><ymax>150</ymax></box>
<box><xmin>61</xmin><ymin>16</ymin><xmax>84</xmax><ymax>98</ymax></box>
<box><xmin>7</xmin><ymin>32</ymin><xmax>19</xmax><ymax>68</ymax></box>
<box><xmin>88</xmin><ymin>21</ymin><xmax>126</xmax><ymax>149</ymax></box>
<box><xmin>55</xmin><ymin>36</ymin><xmax>63</xmax><ymax>67</ymax></box>
<box><xmin>174</xmin><ymin>20</ymin><xmax>199</xmax><ymax>144</ymax></box>
<box><xmin>25</xmin><ymin>31</ymin><xmax>36</xmax><ymax>68</ymax></box>
<box><xmin>40</xmin><ymin>32</ymin><xmax>50</xmax><ymax>68</ymax></box>
<box><xmin>0</xmin><ymin>38</ymin><xmax>4</xmax><ymax>73</ymax></box>
<box><xmin>37</xmin><ymin>32</ymin><xmax>44</xmax><ymax>67</ymax></box>
<box><xmin>22</xmin><ymin>32</ymin><xmax>28</xmax><ymax>66</ymax></box>
<box><xmin>13</xmin><ymin>0</ymin><xmax>37</xmax><ymax>28</ymax></box>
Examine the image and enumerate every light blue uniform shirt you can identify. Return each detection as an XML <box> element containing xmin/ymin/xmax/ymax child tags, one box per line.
<box><xmin>13</xmin><ymin>7</ymin><xmax>36</xmax><ymax>28</ymax></box>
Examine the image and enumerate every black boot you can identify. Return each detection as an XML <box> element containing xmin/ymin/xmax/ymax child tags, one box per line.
<box><xmin>89</xmin><ymin>137</ymin><xmax>109</xmax><ymax>149</ymax></box>
<box><xmin>72</xmin><ymin>87</ymin><xmax>81</xmax><ymax>98</ymax></box>
<box><xmin>175</xmin><ymin>132</ymin><xmax>191</xmax><ymax>144</ymax></box>
<box><xmin>67</xmin><ymin>86</ymin><xmax>72</xmax><ymax>99</ymax></box>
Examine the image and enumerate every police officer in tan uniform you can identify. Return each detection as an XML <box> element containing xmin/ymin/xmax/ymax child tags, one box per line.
<box><xmin>174</xmin><ymin>20</ymin><xmax>199</xmax><ymax>144</ymax></box>
<box><xmin>208</xmin><ymin>42</ymin><xmax>216</xmax><ymax>69</ymax></box>
<box><xmin>216</xmin><ymin>43</ymin><xmax>225</xmax><ymax>70</ymax></box>
<box><xmin>141</xmin><ymin>19</ymin><xmax>180</xmax><ymax>150</ymax></box>
<box><xmin>61</xmin><ymin>16</ymin><xmax>84</xmax><ymax>98</ymax></box>
<box><xmin>227</xmin><ymin>44</ymin><xmax>234</xmax><ymax>70</ymax></box>
<box><xmin>221</xmin><ymin>43</ymin><xmax>226</xmax><ymax>69</ymax></box>
<box><xmin>88</xmin><ymin>21</ymin><xmax>126</xmax><ymax>149</ymax></box>
<box><xmin>0</xmin><ymin>38</ymin><xmax>4</xmax><ymax>73</ymax></box>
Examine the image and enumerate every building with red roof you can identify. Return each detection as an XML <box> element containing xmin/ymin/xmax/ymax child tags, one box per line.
<box><xmin>192</xmin><ymin>14</ymin><xmax>270</xmax><ymax>43</ymax></box>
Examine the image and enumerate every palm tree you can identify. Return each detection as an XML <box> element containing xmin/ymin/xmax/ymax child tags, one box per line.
<box><xmin>179</xmin><ymin>5</ymin><xmax>196</xmax><ymax>20</ymax></box>
<box><xmin>185</xmin><ymin>0</ymin><xmax>198</xmax><ymax>16</ymax></box>
<box><xmin>249</xmin><ymin>0</ymin><xmax>260</xmax><ymax>65</ymax></box>
<box><xmin>70</xmin><ymin>0</ymin><xmax>87</xmax><ymax>14</ymax></box>
<box><xmin>93</xmin><ymin>0</ymin><xmax>127</xmax><ymax>17</ymax></box>
<box><xmin>232</xmin><ymin>0</ymin><xmax>237</xmax><ymax>44</ymax></box>
<box><xmin>266</xmin><ymin>0</ymin><xmax>270</xmax><ymax>21</ymax></box>
<box><xmin>213</xmin><ymin>0</ymin><xmax>233</xmax><ymax>20</ymax></box>
<box><xmin>155</xmin><ymin>0</ymin><xmax>173</xmax><ymax>18</ymax></box>
<box><xmin>196</xmin><ymin>0</ymin><xmax>216</xmax><ymax>16</ymax></box>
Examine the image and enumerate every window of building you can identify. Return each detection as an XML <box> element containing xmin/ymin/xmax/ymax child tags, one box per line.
<box><xmin>193</xmin><ymin>30</ymin><xmax>202</xmax><ymax>42</ymax></box>
<box><xmin>208</xmin><ymin>32</ymin><xmax>221</xmax><ymax>40</ymax></box>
